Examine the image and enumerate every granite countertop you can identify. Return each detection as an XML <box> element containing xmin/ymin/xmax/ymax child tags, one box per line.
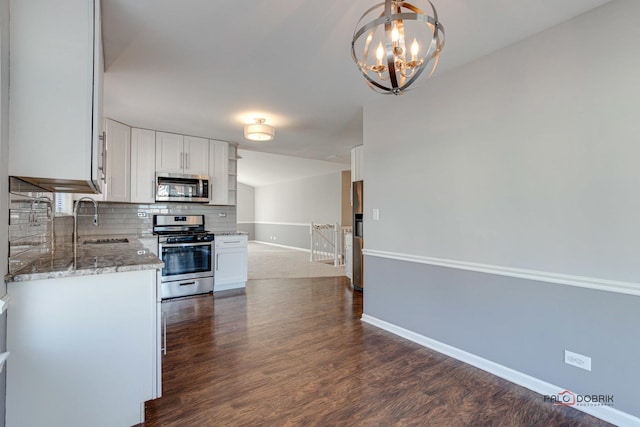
<box><xmin>5</xmin><ymin>235</ymin><xmax>163</xmax><ymax>283</ymax></box>
<box><xmin>213</xmin><ymin>231</ymin><xmax>248</xmax><ymax>236</ymax></box>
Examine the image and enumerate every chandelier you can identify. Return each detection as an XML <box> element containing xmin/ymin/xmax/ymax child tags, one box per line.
<box><xmin>351</xmin><ymin>0</ymin><xmax>445</xmax><ymax>95</ymax></box>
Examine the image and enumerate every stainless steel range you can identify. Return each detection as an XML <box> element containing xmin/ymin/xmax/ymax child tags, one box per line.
<box><xmin>154</xmin><ymin>214</ymin><xmax>214</xmax><ymax>299</ymax></box>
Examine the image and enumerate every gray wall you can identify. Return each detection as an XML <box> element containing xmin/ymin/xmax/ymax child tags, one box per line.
<box><xmin>253</xmin><ymin>172</ymin><xmax>343</xmax><ymax>249</ymax></box>
<box><xmin>0</xmin><ymin>0</ymin><xmax>9</xmax><ymax>423</ymax></box>
<box><xmin>237</xmin><ymin>183</ymin><xmax>255</xmax><ymax>240</ymax></box>
<box><xmin>363</xmin><ymin>0</ymin><xmax>640</xmax><ymax>419</ymax></box>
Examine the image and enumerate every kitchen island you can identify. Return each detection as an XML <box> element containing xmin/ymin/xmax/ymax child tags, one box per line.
<box><xmin>5</xmin><ymin>237</ymin><xmax>163</xmax><ymax>427</ymax></box>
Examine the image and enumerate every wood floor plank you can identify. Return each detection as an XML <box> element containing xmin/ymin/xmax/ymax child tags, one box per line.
<box><xmin>140</xmin><ymin>277</ymin><xmax>612</xmax><ymax>426</ymax></box>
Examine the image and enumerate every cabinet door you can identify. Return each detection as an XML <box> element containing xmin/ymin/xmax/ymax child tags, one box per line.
<box><xmin>209</xmin><ymin>140</ymin><xmax>229</xmax><ymax>205</ymax></box>
<box><xmin>155</xmin><ymin>132</ymin><xmax>184</xmax><ymax>174</ymax></box>
<box><xmin>9</xmin><ymin>0</ymin><xmax>102</xmax><ymax>190</ymax></box>
<box><xmin>131</xmin><ymin>128</ymin><xmax>156</xmax><ymax>203</ymax></box>
<box><xmin>215</xmin><ymin>247</ymin><xmax>248</xmax><ymax>286</ymax></box>
<box><xmin>104</xmin><ymin>119</ymin><xmax>131</xmax><ymax>202</ymax></box>
<box><xmin>183</xmin><ymin>136</ymin><xmax>209</xmax><ymax>176</ymax></box>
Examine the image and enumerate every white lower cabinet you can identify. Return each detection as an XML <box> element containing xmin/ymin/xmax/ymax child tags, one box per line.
<box><xmin>214</xmin><ymin>235</ymin><xmax>248</xmax><ymax>291</ymax></box>
<box><xmin>6</xmin><ymin>269</ymin><xmax>161</xmax><ymax>427</ymax></box>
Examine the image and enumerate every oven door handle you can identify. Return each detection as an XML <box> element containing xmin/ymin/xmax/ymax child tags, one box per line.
<box><xmin>159</xmin><ymin>241</ymin><xmax>212</xmax><ymax>248</ymax></box>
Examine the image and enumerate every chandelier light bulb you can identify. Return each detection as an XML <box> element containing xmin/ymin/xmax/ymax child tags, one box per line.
<box><xmin>376</xmin><ymin>42</ymin><xmax>384</xmax><ymax>64</ymax></box>
<box><xmin>411</xmin><ymin>38</ymin><xmax>419</xmax><ymax>60</ymax></box>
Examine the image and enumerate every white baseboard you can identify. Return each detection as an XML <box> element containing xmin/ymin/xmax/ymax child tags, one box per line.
<box><xmin>361</xmin><ymin>314</ymin><xmax>639</xmax><ymax>427</ymax></box>
<box><xmin>252</xmin><ymin>240</ymin><xmax>310</xmax><ymax>253</ymax></box>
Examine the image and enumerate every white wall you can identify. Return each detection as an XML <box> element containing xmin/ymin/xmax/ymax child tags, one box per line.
<box><xmin>363</xmin><ymin>0</ymin><xmax>640</xmax><ymax>421</ymax></box>
<box><xmin>236</xmin><ymin>183</ymin><xmax>255</xmax><ymax>223</ymax></box>
<box><xmin>255</xmin><ymin>172</ymin><xmax>342</xmax><ymax>225</ymax></box>
<box><xmin>253</xmin><ymin>172</ymin><xmax>343</xmax><ymax>249</ymax></box>
<box><xmin>236</xmin><ymin>182</ymin><xmax>256</xmax><ymax>240</ymax></box>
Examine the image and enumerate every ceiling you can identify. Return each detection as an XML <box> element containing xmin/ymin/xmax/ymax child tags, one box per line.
<box><xmin>236</xmin><ymin>149</ymin><xmax>347</xmax><ymax>188</ymax></box>
<box><xmin>101</xmin><ymin>0</ymin><xmax>612</xmax><ymax>185</ymax></box>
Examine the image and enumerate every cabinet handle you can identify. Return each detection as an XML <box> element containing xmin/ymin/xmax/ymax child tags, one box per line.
<box><xmin>162</xmin><ymin>310</ymin><xmax>167</xmax><ymax>355</ymax></box>
<box><xmin>180</xmin><ymin>152</ymin><xmax>184</xmax><ymax>169</ymax></box>
<box><xmin>98</xmin><ymin>132</ymin><xmax>106</xmax><ymax>176</ymax></box>
<box><xmin>186</xmin><ymin>153</ymin><xmax>189</xmax><ymax>170</ymax></box>
<box><xmin>179</xmin><ymin>281</ymin><xmax>196</xmax><ymax>286</ymax></box>
<box><xmin>216</xmin><ymin>253</ymin><xmax>219</xmax><ymax>271</ymax></box>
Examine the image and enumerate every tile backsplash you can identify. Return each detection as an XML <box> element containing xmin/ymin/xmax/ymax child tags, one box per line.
<box><xmin>7</xmin><ymin>176</ymin><xmax>237</xmax><ymax>274</ymax></box>
<box><xmin>74</xmin><ymin>202</ymin><xmax>236</xmax><ymax>238</ymax></box>
<box><xmin>8</xmin><ymin>177</ymin><xmax>55</xmax><ymax>274</ymax></box>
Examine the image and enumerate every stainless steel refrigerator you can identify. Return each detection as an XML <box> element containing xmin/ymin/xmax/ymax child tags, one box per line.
<box><xmin>352</xmin><ymin>180</ymin><xmax>364</xmax><ymax>291</ymax></box>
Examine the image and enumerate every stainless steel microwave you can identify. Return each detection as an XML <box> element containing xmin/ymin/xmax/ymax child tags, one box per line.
<box><xmin>155</xmin><ymin>173</ymin><xmax>210</xmax><ymax>203</ymax></box>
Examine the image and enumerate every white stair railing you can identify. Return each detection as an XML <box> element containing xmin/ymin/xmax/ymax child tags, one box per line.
<box><xmin>310</xmin><ymin>223</ymin><xmax>343</xmax><ymax>266</ymax></box>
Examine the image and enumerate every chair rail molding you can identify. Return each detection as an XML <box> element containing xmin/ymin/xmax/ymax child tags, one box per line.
<box><xmin>363</xmin><ymin>249</ymin><xmax>640</xmax><ymax>297</ymax></box>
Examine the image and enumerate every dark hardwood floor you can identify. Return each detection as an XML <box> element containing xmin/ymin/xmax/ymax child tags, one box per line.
<box><xmin>141</xmin><ymin>277</ymin><xmax>611</xmax><ymax>426</ymax></box>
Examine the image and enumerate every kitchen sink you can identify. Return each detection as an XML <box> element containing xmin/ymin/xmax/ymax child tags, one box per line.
<box><xmin>83</xmin><ymin>238</ymin><xmax>129</xmax><ymax>245</ymax></box>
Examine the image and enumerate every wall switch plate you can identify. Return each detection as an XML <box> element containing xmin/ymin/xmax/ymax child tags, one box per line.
<box><xmin>564</xmin><ymin>350</ymin><xmax>591</xmax><ymax>371</ymax></box>
<box><xmin>137</xmin><ymin>212</ymin><xmax>146</xmax><ymax>218</ymax></box>
<box><xmin>373</xmin><ymin>208</ymin><xmax>380</xmax><ymax>221</ymax></box>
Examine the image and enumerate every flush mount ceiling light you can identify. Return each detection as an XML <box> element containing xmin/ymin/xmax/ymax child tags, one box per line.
<box><xmin>351</xmin><ymin>0</ymin><xmax>445</xmax><ymax>95</ymax></box>
<box><xmin>244</xmin><ymin>118</ymin><xmax>275</xmax><ymax>142</ymax></box>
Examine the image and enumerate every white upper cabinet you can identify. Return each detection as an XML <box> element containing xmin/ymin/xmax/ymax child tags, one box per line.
<box><xmin>9</xmin><ymin>0</ymin><xmax>104</xmax><ymax>193</ymax></box>
<box><xmin>183</xmin><ymin>136</ymin><xmax>209</xmax><ymax>176</ymax></box>
<box><xmin>156</xmin><ymin>132</ymin><xmax>209</xmax><ymax>176</ymax></box>
<box><xmin>155</xmin><ymin>132</ymin><xmax>185</xmax><ymax>174</ymax></box>
<box><xmin>130</xmin><ymin>128</ymin><xmax>157</xmax><ymax>203</ymax></box>
<box><xmin>104</xmin><ymin>119</ymin><xmax>131</xmax><ymax>202</ymax></box>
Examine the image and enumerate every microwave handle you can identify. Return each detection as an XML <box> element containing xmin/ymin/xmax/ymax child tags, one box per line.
<box><xmin>199</xmin><ymin>179</ymin><xmax>203</xmax><ymax>195</ymax></box>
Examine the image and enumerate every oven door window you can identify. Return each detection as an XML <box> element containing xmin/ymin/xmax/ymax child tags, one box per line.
<box><xmin>161</xmin><ymin>245</ymin><xmax>212</xmax><ymax>277</ymax></box>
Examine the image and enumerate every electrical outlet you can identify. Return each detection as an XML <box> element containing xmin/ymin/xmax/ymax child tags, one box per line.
<box><xmin>373</xmin><ymin>208</ymin><xmax>380</xmax><ymax>221</ymax></box>
<box><xmin>219</xmin><ymin>212</ymin><xmax>227</xmax><ymax>217</ymax></box>
<box><xmin>564</xmin><ymin>350</ymin><xmax>591</xmax><ymax>371</ymax></box>
<box><xmin>137</xmin><ymin>212</ymin><xmax>146</xmax><ymax>218</ymax></box>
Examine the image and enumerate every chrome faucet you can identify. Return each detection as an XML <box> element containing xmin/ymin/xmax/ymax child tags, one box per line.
<box><xmin>73</xmin><ymin>197</ymin><xmax>99</xmax><ymax>242</ymax></box>
<box><xmin>30</xmin><ymin>196</ymin><xmax>55</xmax><ymax>250</ymax></box>
<box><xmin>29</xmin><ymin>196</ymin><xmax>53</xmax><ymax>224</ymax></box>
